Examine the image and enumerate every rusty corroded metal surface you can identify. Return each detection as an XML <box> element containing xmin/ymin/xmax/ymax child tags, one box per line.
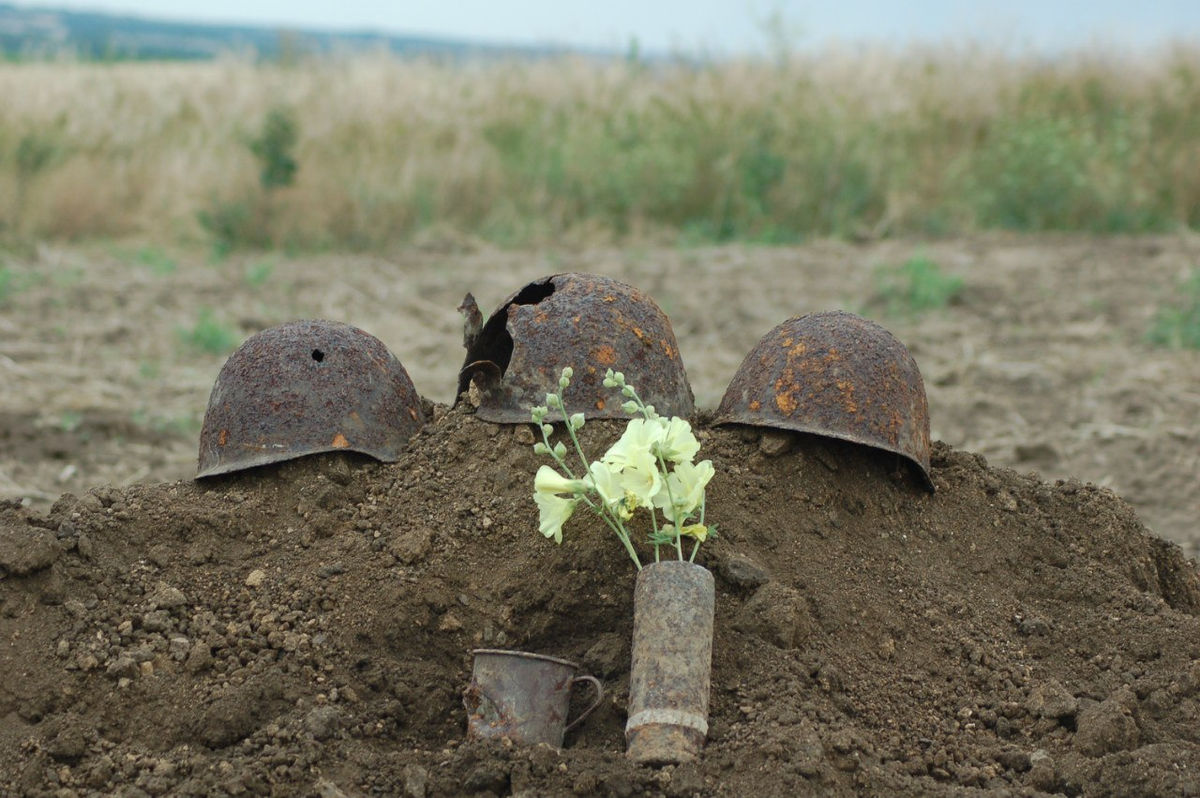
<box><xmin>465</xmin><ymin>649</ymin><xmax>604</xmax><ymax>748</ymax></box>
<box><xmin>715</xmin><ymin>311</ymin><xmax>934</xmax><ymax>490</ymax></box>
<box><xmin>196</xmin><ymin>320</ymin><xmax>423</xmax><ymax>478</ymax></box>
<box><xmin>456</xmin><ymin>273</ymin><xmax>695</xmax><ymax>423</ymax></box>
<box><xmin>626</xmin><ymin>561</ymin><xmax>714</xmax><ymax>765</ymax></box>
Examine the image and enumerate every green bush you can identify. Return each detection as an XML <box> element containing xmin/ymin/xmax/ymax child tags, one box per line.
<box><xmin>197</xmin><ymin>196</ymin><xmax>271</xmax><ymax>258</ymax></box>
<box><xmin>250</xmin><ymin>106</ymin><xmax>299</xmax><ymax>191</ymax></box>
<box><xmin>971</xmin><ymin>118</ymin><xmax>1095</xmax><ymax>230</ymax></box>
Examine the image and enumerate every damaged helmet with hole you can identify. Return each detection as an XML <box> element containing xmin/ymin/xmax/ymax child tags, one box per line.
<box><xmin>715</xmin><ymin>311</ymin><xmax>934</xmax><ymax>490</ymax></box>
<box><xmin>196</xmin><ymin>320</ymin><xmax>423</xmax><ymax>478</ymax></box>
<box><xmin>457</xmin><ymin>273</ymin><xmax>694</xmax><ymax>423</ymax></box>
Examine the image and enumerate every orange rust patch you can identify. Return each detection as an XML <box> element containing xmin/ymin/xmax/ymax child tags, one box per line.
<box><xmin>780</xmin><ymin>337</ymin><xmax>794</xmax><ymax>348</ymax></box>
<box><xmin>775</xmin><ymin>392</ymin><xmax>798</xmax><ymax>414</ymax></box>
<box><xmin>218</xmin><ymin>429</ymin><xmax>228</xmax><ymax>446</ymax></box>
<box><xmin>331</xmin><ymin>433</ymin><xmax>350</xmax><ymax>449</ymax></box>
<box><xmin>632</xmin><ymin>326</ymin><xmax>646</xmax><ymax>342</ymax></box>
<box><xmin>408</xmin><ymin>408</ymin><xmax>419</xmax><ymax>420</ymax></box>
<box><xmin>595</xmin><ymin>345</ymin><xmax>617</xmax><ymax>366</ymax></box>
<box><xmin>662</xmin><ymin>341</ymin><xmax>675</xmax><ymax>359</ymax></box>
<box><xmin>835</xmin><ymin>379</ymin><xmax>859</xmax><ymax>413</ymax></box>
<box><xmin>602</xmin><ymin>295</ymin><xmax>617</xmax><ymax>303</ymax></box>
<box><xmin>595</xmin><ymin>399</ymin><xmax>606</xmax><ymax>410</ymax></box>
<box><xmin>749</xmin><ymin>400</ymin><xmax>762</xmax><ymax>411</ymax></box>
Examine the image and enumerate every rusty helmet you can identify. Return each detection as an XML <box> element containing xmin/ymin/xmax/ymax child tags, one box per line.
<box><xmin>196</xmin><ymin>320</ymin><xmax>423</xmax><ymax>478</ymax></box>
<box><xmin>715</xmin><ymin>311</ymin><xmax>933</xmax><ymax>490</ymax></box>
<box><xmin>456</xmin><ymin>273</ymin><xmax>694</xmax><ymax>423</ymax></box>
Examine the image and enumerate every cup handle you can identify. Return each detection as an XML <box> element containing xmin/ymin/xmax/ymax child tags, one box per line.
<box><xmin>563</xmin><ymin>675</ymin><xmax>605</xmax><ymax>735</ymax></box>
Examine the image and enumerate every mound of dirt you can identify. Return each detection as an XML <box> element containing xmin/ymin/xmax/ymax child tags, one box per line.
<box><xmin>2</xmin><ymin>403</ymin><xmax>1200</xmax><ymax>797</ymax></box>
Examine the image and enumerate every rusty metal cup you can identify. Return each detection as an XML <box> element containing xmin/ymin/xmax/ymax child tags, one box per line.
<box><xmin>626</xmin><ymin>561</ymin><xmax>715</xmax><ymax>765</ymax></box>
<box><xmin>464</xmin><ymin>649</ymin><xmax>604</xmax><ymax>748</ymax></box>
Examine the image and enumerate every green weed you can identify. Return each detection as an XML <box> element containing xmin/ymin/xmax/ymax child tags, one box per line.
<box><xmin>243</xmin><ymin>259</ymin><xmax>274</xmax><ymax>287</ymax></box>
<box><xmin>131</xmin><ymin>409</ymin><xmax>202</xmax><ymax>437</ymax></box>
<box><xmin>875</xmin><ymin>256</ymin><xmax>964</xmax><ymax>317</ymax></box>
<box><xmin>178</xmin><ymin>309</ymin><xmax>239</xmax><ymax>355</ymax></box>
<box><xmin>57</xmin><ymin>411</ymin><xmax>83</xmax><ymax>432</ymax></box>
<box><xmin>1147</xmin><ymin>269</ymin><xmax>1200</xmax><ymax>349</ymax></box>
<box><xmin>134</xmin><ymin>246</ymin><xmax>177</xmax><ymax>275</ymax></box>
<box><xmin>0</xmin><ymin>265</ymin><xmax>13</xmax><ymax>306</ymax></box>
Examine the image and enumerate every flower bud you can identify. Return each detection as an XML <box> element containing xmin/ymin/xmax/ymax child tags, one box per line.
<box><xmin>546</xmin><ymin>393</ymin><xmax>561</xmax><ymax>409</ymax></box>
<box><xmin>621</xmin><ymin>385</ymin><xmax>635</xmax><ymax>398</ymax></box>
<box><xmin>621</xmin><ymin>400</ymin><xmax>639</xmax><ymax>415</ymax></box>
<box><xmin>570</xmin><ymin>412</ymin><xmax>586</xmax><ymax>430</ymax></box>
<box><xmin>541</xmin><ymin>424</ymin><xmax>554</xmax><ymax>436</ymax></box>
<box><xmin>562</xmin><ymin>366</ymin><xmax>574</xmax><ymax>380</ymax></box>
<box><xmin>533</xmin><ymin>442</ymin><xmax>550</xmax><ymax>455</ymax></box>
<box><xmin>553</xmin><ymin>441</ymin><xmax>568</xmax><ymax>459</ymax></box>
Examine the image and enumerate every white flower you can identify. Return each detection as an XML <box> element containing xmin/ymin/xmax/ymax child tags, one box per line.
<box><xmin>535</xmin><ymin>493</ymin><xmax>576</xmax><ymax>544</ymax></box>
<box><xmin>587</xmin><ymin>458</ymin><xmax>660</xmax><ymax>521</ymax></box>
<box><xmin>588</xmin><ymin>460</ymin><xmax>626</xmax><ymax>515</ymax></box>
<box><xmin>534</xmin><ymin>465</ymin><xmax>586</xmax><ymax>496</ymax></box>
<box><xmin>655</xmin><ymin>416</ymin><xmax>700</xmax><ymax>464</ymax></box>
<box><xmin>602</xmin><ymin>418</ymin><xmax>664</xmax><ymax>469</ymax></box>
<box><xmin>617</xmin><ymin>447</ymin><xmax>662</xmax><ymax>509</ymax></box>
<box><xmin>653</xmin><ymin>459</ymin><xmax>714</xmax><ymax>517</ymax></box>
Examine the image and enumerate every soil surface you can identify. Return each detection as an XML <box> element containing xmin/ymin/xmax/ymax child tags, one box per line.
<box><xmin>2</xmin><ymin>233</ymin><xmax>1198</xmax><ymax>553</ymax></box>
<box><xmin>2</xmin><ymin>233</ymin><xmax>1200</xmax><ymax>796</ymax></box>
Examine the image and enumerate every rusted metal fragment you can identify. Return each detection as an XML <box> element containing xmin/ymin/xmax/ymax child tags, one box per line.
<box><xmin>196</xmin><ymin>320</ymin><xmax>423</xmax><ymax>478</ymax></box>
<box><xmin>715</xmin><ymin>311</ymin><xmax>933</xmax><ymax>490</ymax></box>
<box><xmin>456</xmin><ymin>273</ymin><xmax>694</xmax><ymax>422</ymax></box>
<box><xmin>626</xmin><ymin>561</ymin><xmax>714</xmax><ymax>765</ymax></box>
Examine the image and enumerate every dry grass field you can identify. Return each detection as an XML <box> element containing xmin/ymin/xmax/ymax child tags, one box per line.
<box><xmin>1</xmin><ymin>46</ymin><xmax>1199</xmax><ymax>250</ymax></box>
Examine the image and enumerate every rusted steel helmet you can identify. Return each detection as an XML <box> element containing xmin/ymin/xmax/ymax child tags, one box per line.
<box><xmin>196</xmin><ymin>320</ymin><xmax>423</xmax><ymax>478</ymax></box>
<box><xmin>456</xmin><ymin>273</ymin><xmax>694</xmax><ymax>423</ymax></box>
<box><xmin>715</xmin><ymin>311</ymin><xmax>933</xmax><ymax>490</ymax></box>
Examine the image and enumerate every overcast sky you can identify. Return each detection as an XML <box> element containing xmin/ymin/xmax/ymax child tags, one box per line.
<box><xmin>11</xmin><ymin>0</ymin><xmax>1200</xmax><ymax>55</ymax></box>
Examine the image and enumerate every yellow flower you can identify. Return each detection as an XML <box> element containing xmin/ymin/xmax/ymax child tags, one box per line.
<box><xmin>653</xmin><ymin>459</ymin><xmax>714</xmax><ymax>517</ymax></box>
<box><xmin>534</xmin><ymin>465</ymin><xmax>586</xmax><ymax>496</ymax></box>
<box><xmin>534</xmin><ymin>493</ymin><xmax>576</xmax><ymax>544</ymax></box>
<box><xmin>658</xmin><ymin>523</ymin><xmax>709</xmax><ymax>542</ymax></box>
<box><xmin>656</xmin><ymin>416</ymin><xmax>700</xmax><ymax>464</ymax></box>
